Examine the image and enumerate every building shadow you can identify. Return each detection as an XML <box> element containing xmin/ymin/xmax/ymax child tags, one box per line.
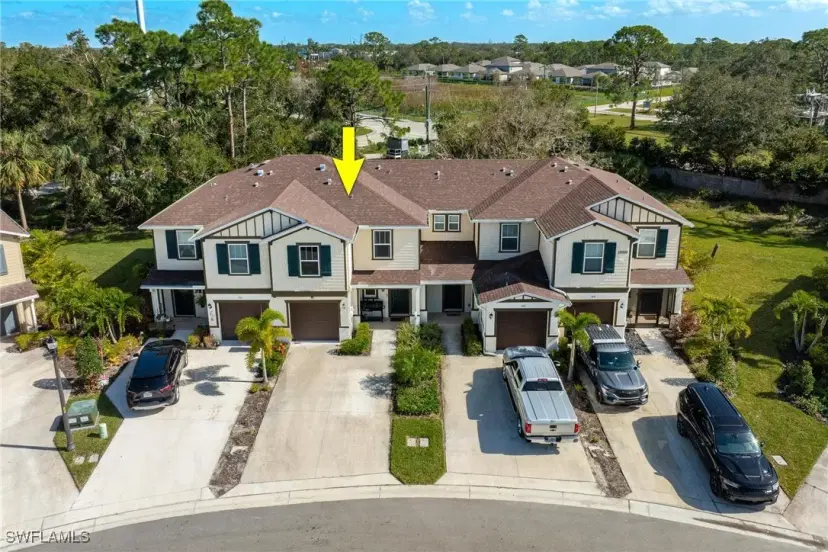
<box><xmin>94</xmin><ymin>247</ymin><xmax>155</xmax><ymax>292</ymax></box>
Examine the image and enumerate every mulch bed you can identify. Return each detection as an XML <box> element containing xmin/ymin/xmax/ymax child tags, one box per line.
<box><xmin>566</xmin><ymin>377</ymin><xmax>632</xmax><ymax>499</ymax></box>
<box><xmin>625</xmin><ymin>329</ymin><xmax>651</xmax><ymax>356</ymax></box>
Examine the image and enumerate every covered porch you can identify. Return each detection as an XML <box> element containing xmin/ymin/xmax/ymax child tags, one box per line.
<box><xmin>141</xmin><ymin>269</ymin><xmax>208</xmax><ymax>332</ymax></box>
<box><xmin>0</xmin><ymin>280</ymin><xmax>38</xmax><ymax>336</ymax></box>
<box><xmin>627</xmin><ymin>268</ymin><xmax>693</xmax><ymax>327</ymax></box>
<box><xmin>351</xmin><ymin>270</ymin><xmax>421</xmax><ymax>325</ymax></box>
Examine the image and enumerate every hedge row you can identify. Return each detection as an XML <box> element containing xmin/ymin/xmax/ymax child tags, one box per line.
<box><xmin>461</xmin><ymin>317</ymin><xmax>483</xmax><ymax>356</ymax></box>
<box><xmin>339</xmin><ymin>323</ymin><xmax>373</xmax><ymax>355</ymax></box>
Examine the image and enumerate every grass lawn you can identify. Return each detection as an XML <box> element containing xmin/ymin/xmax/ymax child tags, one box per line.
<box><xmin>58</xmin><ymin>227</ymin><xmax>154</xmax><ymax>293</ymax></box>
<box><xmin>672</xmin><ymin>198</ymin><xmax>828</xmax><ymax>495</ymax></box>
<box><xmin>54</xmin><ymin>392</ymin><xmax>124</xmax><ymax>490</ymax></box>
<box><xmin>390</xmin><ymin>416</ymin><xmax>446</xmax><ymax>484</ymax></box>
<box><xmin>355</xmin><ymin>126</ymin><xmax>372</xmax><ymax>137</ymax></box>
<box><xmin>587</xmin><ymin>114</ymin><xmax>668</xmax><ymax>145</ymax></box>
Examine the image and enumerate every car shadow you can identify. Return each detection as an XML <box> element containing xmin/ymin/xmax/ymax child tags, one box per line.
<box><xmin>467</xmin><ymin>367</ymin><xmax>559</xmax><ymax>457</ymax></box>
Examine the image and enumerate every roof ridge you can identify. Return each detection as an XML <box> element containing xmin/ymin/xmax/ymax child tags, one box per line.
<box><xmin>358</xmin><ymin>169</ymin><xmax>428</xmax><ymax>225</ymax></box>
<box><xmin>469</xmin><ymin>159</ymin><xmax>550</xmax><ymax>219</ymax></box>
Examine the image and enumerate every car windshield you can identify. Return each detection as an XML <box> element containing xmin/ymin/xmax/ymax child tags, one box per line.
<box><xmin>522</xmin><ymin>380</ymin><xmax>563</xmax><ymax>392</ymax></box>
<box><xmin>132</xmin><ymin>350</ymin><xmax>170</xmax><ymax>379</ymax></box>
<box><xmin>597</xmin><ymin>351</ymin><xmax>636</xmax><ymax>371</ymax></box>
<box><xmin>715</xmin><ymin>431</ymin><xmax>761</xmax><ymax>455</ymax></box>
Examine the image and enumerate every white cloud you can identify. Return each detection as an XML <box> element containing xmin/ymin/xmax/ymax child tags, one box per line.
<box><xmin>272</xmin><ymin>11</ymin><xmax>284</xmax><ymax>18</ymax></box>
<box><xmin>502</xmin><ymin>8</ymin><xmax>515</xmax><ymax>15</ymax></box>
<box><xmin>644</xmin><ymin>0</ymin><xmax>762</xmax><ymax>16</ymax></box>
<box><xmin>777</xmin><ymin>0</ymin><xmax>827</xmax><ymax>10</ymax></box>
<box><xmin>526</xmin><ymin>0</ymin><xmax>581</xmax><ymax>21</ymax></box>
<box><xmin>357</xmin><ymin>7</ymin><xmax>374</xmax><ymax>20</ymax></box>
<box><xmin>19</xmin><ymin>11</ymin><xmax>35</xmax><ymax>19</ymax></box>
<box><xmin>408</xmin><ymin>0</ymin><xmax>436</xmax><ymax>21</ymax></box>
<box><xmin>320</xmin><ymin>9</ymin><xmax>336</xmax><ymax>23</ymax></box>
<box><xmin>466</xmin><ymin>1</ymin><xmax>474</xmax><ymax>9</ymax></box>
<box><xmin>461</xmin><ymin>10</ymin><xmax>487</xmax><ymax>22</ymax></box>
<box><xmin>587</xmin><ymin>1</ymin><xmax>631</xmax><ymax>18</ymax></box>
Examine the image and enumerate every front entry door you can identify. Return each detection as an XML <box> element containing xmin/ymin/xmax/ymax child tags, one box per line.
<box><xmin>636</xmin><ymin>290</ymin><xmax>663</xmax><ymax>325</ymax></box>
<box><xmin>389</xmin><ymin>289</ymin><xmax>411</xmax><ymax>319</ymax></box>
<box><xmin>173</xmin><ymin>290</ymin><xmax>196</xmax><ymax>317</ymax></box>
<box><xmin>443</xmin><ymin>285</ymin><xmax>464</xmax><ymax>312</ymax></box>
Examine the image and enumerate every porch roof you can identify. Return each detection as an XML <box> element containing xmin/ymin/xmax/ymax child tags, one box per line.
<box><xmin>352</xmin><ymin>270</ymin><xmax>421</xmax><ymax>287</ymax></box>
<box><xmin>0</xmin><ymin>280</ymin><xmax>38</xmax><ymax>307</ymax></box>
<box><xmin>629</xmin><ymin>268</ymin><xmax>692</xmax><ymax>288</ymax></box>
<box><xmin>140</xmin><ymin>269</ymin><xmax>206</xmax><ymax>289</ymax></box>
<box><xmin>473</xmin><ymin>251</ymin><xmax>568</xmax><ymax>305</ymax></box>
<box><xmin>419</xmin><ymin>241</ymin><xmax>477</xmax><ymax>282</ymax></box>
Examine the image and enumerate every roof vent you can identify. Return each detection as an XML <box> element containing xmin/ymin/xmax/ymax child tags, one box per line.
<box><xmin>256</xmin><ymin>169</ymin><xmax>264</xmax><ymax>177</ymax></box>
<box><xmin>210</xmin><ymin>181</ymin><xmax>217</xmax><ymax>187</ymax></box>
<box><xmin>253</xmin><ymin>181</ymin><xmax>260</xmax><ymax>187</ymax></box>
<box><xmin>319</xmin><ymin>163</ymin><xmax>326</xmax><ymax>172</ymax></box>
<box><xmin>247</xmin><ymin>163</ymin><xmax>255</xmax><ymax>170</ymax></box>
<box><xmin>552</xmin><ymin>162</ymin><xmax>558</xmax><ymax>167</ymax></box>
<box><xmin>376</xmin><ymin>165</ymin><xmax>382</xmax><ymax>170</ymax></box>
<box><xmin>566</xmin><ymin>179</ymin><xmax>573</xmax><ymax>185</ymax></box>
<box><xmin>436</xmin><ymin>170</ymin><xmax>441</xmax><ymax>180</ymax></box>
<box><xmin>508</xmin><ymin>169</ymin><xmax>515</xmax><ymax>176</ymax></box>
<box><xmin>325</xmin><ymin>178</ymin><xmax>332</xmax><ymax>186</ymax></box>
<box><xmin>268</xmin><ymin>170</ymin><xmax>274</xmax><ymax>176</ymax></box>
<box><xmin>501</xmin><ymin>167</ymin><xmax>507</xmax><ymax>172</ymax></box>
<box><xmin>563</xmin><ymin>166</ymin><xmax>569</xmax><ymax>172</ymax></box>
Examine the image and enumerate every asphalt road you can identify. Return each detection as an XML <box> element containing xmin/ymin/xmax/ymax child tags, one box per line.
<box><xmin>30</xmin><ymin>499</ymin><xmax>808</xmax><ymax>552</ymax></box>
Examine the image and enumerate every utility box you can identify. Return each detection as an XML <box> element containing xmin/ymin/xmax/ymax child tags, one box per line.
<box><xmin>66</xmin><ymin>399</ymin><xmax>99</xmax><ymax>431</ymax></box>
<box><xmin>386</xmin><ymin>137</ymin><xmax>409</xmax><ymax>159</ymax></box>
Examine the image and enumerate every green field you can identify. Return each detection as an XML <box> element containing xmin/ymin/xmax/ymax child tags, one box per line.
<box><xmin>671</xmin><ymin>198</ymin><xmax>828</xmax><ymax>495</ymax></box>
<box><xmin>587</xmin><ymin>114</ymin><xmax>669</xmax><ymax>145</ymax></box>
<box><xmin>58</xmin><ymin>228</ymin><xmax>154</xmax><ymax>293</ymax></box>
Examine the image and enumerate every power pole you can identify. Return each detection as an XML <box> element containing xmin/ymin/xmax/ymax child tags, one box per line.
<box><xmin>425</xmin><ymin>73</ymin><xmax>432</xmax><ymax>145</ymax></box>
<box><xmin>135</xmin><ymin>0</ymin><xmax>146</xmax><ymax>32</ymax></box>
<box><xmin>594</xmin><ymin>77</ymin><xmax>599</xmax><ymax>118</ymax></box>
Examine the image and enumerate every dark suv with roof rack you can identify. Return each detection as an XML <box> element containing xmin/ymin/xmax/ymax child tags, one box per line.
<box><xmin>126</xmin><ymin>339</ymin><xmax>188</xmax><ymax>410</ymax></box>
<box><xmin>677</xmin><ymin>382</ymin><xmax>779</xmax><ymax>504</ymax></box>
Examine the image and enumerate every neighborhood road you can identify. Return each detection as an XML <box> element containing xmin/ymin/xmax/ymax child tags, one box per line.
<box><xmin>31</xmin><ymin>498</ymin><xmax>804</xmax><ymax>552</ymax></box>
<box><xmin>356</xmin><ymin>113</ymin><xmax>436</xmax><ymax>146</ymax></box>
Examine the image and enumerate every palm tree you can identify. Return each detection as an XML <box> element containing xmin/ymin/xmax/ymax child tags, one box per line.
<box><xmin>558</xmin><ymin>310</ymin><xmax>601</xmax><ymax>380</ymax></box>
<box><xmin>0</xmin><ymin>130</ymin><xmax>52</xmax><ymax>230</ymax></box>
<box><xmin>696</xmin><ymin>295</ymin><xmax>751</xmax><ymax>342</ymax></box>
<box><xmin>106</xmin><ymin>288</ymin><xmax>142</xmax><ymax>339</ymax></box>
<box><xmin>235</xmin><ymin>308</ymin><xmax>291</xmax><ymax>384</ymax></box>
<box><xmin>775</xmin><ymin>290</ymin><xmax>828</xmax><ymax>353</ymax></box>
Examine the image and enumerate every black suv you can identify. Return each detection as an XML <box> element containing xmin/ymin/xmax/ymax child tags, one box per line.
<box><xmin>677</xmin><ymin>382</ymin><xmax>779</xmax><ymax>504</ymax></box>
<box><xmin>126</xmin><ymin>339</ymin><xmax>188</xmax><ymax>410</ymax></box>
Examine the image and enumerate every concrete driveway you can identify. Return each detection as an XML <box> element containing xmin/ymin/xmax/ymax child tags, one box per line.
<box><xmin>588</xmin><ymin>329</ymin><xmax>792</xmax><ymax>528</ymax></box>
<box><xmin>1</xmin><ymin>347</ymin><xmax>78</xmax><ymax>530</ymax></box>
<box><xmin>242</xmin><ymin>343</ymin><xmax>392</xmax><ymax>483</ymax></box>
<box><xmin>439</xmin><ymin>354</ymin><xmax>596</xmax><ymax>489</ymax></box>
<box><xmin>72</xmin><ymin>346</ymin><xmax>254</xmax><ymax>509</ymax></box>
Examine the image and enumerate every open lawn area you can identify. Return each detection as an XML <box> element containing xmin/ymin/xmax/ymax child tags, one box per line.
<box><xmin>588</xmin><ymin>114</ymin><xmax>668</xmax><ymax>145</ymax></box>
<box><xmin>670</xmin><ymin>197</ymin><xmax>828</xmax><ymax>495</ymax></box>
<box><xmin>58</xmin><ymin>227</ymin><xmax>154</xmax><ymax>293</ymax></box>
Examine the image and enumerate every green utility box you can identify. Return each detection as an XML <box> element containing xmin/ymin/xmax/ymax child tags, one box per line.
<box><xmin>66</xmin><ymin>399</ymin><xmax>99</xmax><ymax>431</ymax></box>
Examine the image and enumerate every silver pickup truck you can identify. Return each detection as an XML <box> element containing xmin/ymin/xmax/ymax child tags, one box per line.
<box><xmin>502</xmin><ymin>346</ymin><xmax>580</xmax><ymax>445</ymax></box>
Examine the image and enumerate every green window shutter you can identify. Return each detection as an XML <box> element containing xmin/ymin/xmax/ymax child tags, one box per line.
<box><xmin>195</xmin><ymin>239</ymin><xmax>203</xmax><ymax>260</ymax></box>
<box><xmin>248</xmin><ymin>244</ymin><xmax>261</xmax><ymax>274</ymax></box>
<box><xmin>216</xmin><ymin>244</ymin><xmax>229</xmax><ymax>274</ymax></box>
<box><xmin>320</xmin><ymin>245</ymin><xmax>332</xmax><ymax>276</ymax></box>
<box><xmin>287</xmin><ymin>245</ymin><xmax>299</xmax><ymax>277</ymax></box>
<box><xmin>571</xmin><ymin>242</ymin><xmax>584</xmax><ymax>274</ymax></box>
<box><xmin>603</xmin><ymin>242</ymin><xmax>617</xmax><ymax>273</ymax></box>
<box><xmin>166</xmin><ymin>230</ymin><xmax>178</xmax><ymax>260</ymax></box>
<box><xmin>656</xmin><ymin>229</ymin><xmax>669</xmax><ymax>258</ymax></box>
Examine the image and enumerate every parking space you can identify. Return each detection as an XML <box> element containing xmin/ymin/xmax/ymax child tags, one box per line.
<box><xmin>588</xmin><ymin>329</ymin><xmax>790</xmax><ymax>525</ymax></box>
<box><xmin>440</xmin><ymin>355</ymin><xmax>596</xmax><ymax>484</ymax></box>
<box><xmin>72</xmin><ymin>346</ymin><xmax>254</xmax><ymax>509</ymax></box>
<box><xmin>242</xmin><ymin>344</ymin><xmax>392</xmax><ymax>483</ymax></box>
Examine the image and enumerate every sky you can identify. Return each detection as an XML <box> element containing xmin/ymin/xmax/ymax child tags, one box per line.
<box><xmin>1</xmin><ymin>0</ymin><xmax>826</xmax><ymax>48</ymax></box>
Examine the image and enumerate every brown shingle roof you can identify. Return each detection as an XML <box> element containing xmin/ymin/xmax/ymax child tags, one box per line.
<box><xmin>352</xmin><ymin>270</ymin><xmax>421</xmax><ymax>286</ymax></box>
<box><xmin>0</xmin><ymin>210</ymin><xmax>28</xmax><ymax>237</ymax></box>
<box><xmin>140</xmin><ymin>269</ymin><xmax>206</xmax><ymax>289</ymax></box>
<box><xmin>420</xmin><ymin>241</ymin><xmax>478</xmax><ymax>281</ymax></box>
<box><xmin>270</xmin><ymin>181</ymin><xmax>358</xmax><ymax>239</ymax></box>
<box><xmin>473</xmin><ymin>251</ymin><xmax>568</xmax><ymax>305</ymax></box>
<box><xmin>630</xmin><ymin>268</ymin><xmax>693</xmax><ymax>288</ymax></box>
<box><xmin>0</xmin><ymin>280</ymin><xmax>38</xmax><ymax>306</ymax></box>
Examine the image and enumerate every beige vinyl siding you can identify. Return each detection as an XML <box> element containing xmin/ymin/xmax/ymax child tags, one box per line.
<box><xmin>630</xmin><ymin>225</ymin><xmax>680</xmax><ymax>270</ymax></box>
<box><xmin>477</xmin><ymin>221</ymin><xmax>539</xmax><ymax>261</ymax></box>
<box><xmin>271</xmin><ymin>227</ymin><xmax>346</xmax><ymax>292</ymax></box>
<box><xmin>538</xmin><ymin>235</ymin><xmax>555</xmax><ymax>283</ymax></box>
<box><xmin>153</xmin><ymin>229</ymin><xmax>204</xmax><ymax>271</ymax></box>
<box><xmin>554</xmin><ymin>225</ymin><xmax>630</xmax><ymax>289</ymax></box>
<box><xmin>352</xmin><ymin>228</ymin><xmax>419</xmax><ymax>270</ymax></box>
<box><xmin>0</xmin><ymin>238</ymin><xmax>26</xmax><ymax>286</ymax></box>
<box><xmin>203</xmin><ymin>237</ymin><xmax>271</xmax><ymax>290</ymax></box>
<box><xmin>421</xmin><ymin>212</ymin><xmax>474</xmax><ymax>242</ymax></box>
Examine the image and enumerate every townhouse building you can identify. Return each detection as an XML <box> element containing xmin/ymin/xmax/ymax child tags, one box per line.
<box><xmin>0</xmin><ymin>211</ymin><xmax>38</xmax><ymax>336</ymax></box>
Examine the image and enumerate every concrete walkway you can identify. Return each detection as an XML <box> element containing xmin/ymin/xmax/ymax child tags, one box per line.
<box><xmin>0</xmin><ymin>348</ymin><xmax>78</xmax><ymax>532</ymax></box>
<box><xmin>785</xmin><ymin>445</ymin><xmax>828</xmax><ymax>538</ymax></box>
<box><xmin>356</xmin><ymin>113</ymin><xmax>436</xmax><ymax>147</ymax></box>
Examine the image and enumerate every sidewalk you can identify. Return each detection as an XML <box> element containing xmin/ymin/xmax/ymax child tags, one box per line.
<box><xmin>785</xmin><ymin>445</ymin><xmax>828</xmax><ymax>538</ymax></box>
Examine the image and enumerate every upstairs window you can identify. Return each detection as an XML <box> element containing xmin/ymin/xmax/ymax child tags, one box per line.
<box><xmin>583</xmin><ymin>242</ymin><xmax>605</xmax><ymax>274</ymax></box>
<box><xmin>299</xmin><ymin>245</ymin><xmax>320</xmax><ymax>277</ymax></box>
<box><xmin>373</xmin><ymin>230</ymin><xmax>393</xmax><ymax>259</ymax></box>
<box><xmin>637</xmin><ymin>228</ymin><xmax>658</xmax><ymax>258</ymax></box>
<box><xmin>447</xmin><ymin>214</ymin><xmax>461</xmax><ymax>232</ymax></box>
<box><xmin>433</xmin><ymin>214</ymin><xmax>461</xmax><ymax>233</ymax></box>
<box><xmin>0</xmin><ymin>245</ymin><xmax>6</xmax><ymax>276</ymax></box>
<box><xmin>433</xmin><ymin>215</ymin><xmax>446</xmax><ymax>232</ymax></box>
<box><xmin>228</xmin><ymin>243</ymin><xmax>249</xmax><ymax>275</ymax></box>
<box><xmin>176</xmin><ymin>230</ymin><xmax>197</xmax><ymax>260</ymax></box>
<box><xmin>500</xmin><ymin>223</ymin><xmax>520</xmax><ymax>252</ymax></box>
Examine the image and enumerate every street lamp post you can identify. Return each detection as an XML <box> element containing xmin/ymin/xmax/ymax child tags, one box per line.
<box><xmin>45</xmin><ymin>336</ymin><xmax>75</xmax><ymax>452</ymax></box>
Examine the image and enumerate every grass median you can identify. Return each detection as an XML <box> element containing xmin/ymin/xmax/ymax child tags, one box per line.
<box><xmin>390</xmin><ymin>416</ymin><xmax>446</xmax><ymax>485</ymax></box>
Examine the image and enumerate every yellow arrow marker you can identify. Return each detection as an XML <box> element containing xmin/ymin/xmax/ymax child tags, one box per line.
<box><xmin>333</xmin><ymin>127</ymin><xmax>364</xmax><ymax>196</ymax></box>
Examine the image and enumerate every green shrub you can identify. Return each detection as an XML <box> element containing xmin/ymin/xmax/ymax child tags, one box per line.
<box><xmin>56</xmin><ymin>335</ymin><xmax>78</xmax><ymax>358</ymax></box>
<box><xmin>104</xmin><ymin>335</ymin><xmax>141</xmax><ymax>366</ymax></box>
<box><xmin>340</xmin><ymin>323</ymin><xmax>372</xmax><ymax>355</ymax></box>
<box><xmin>679</xmin><ymin>247</ymin><xmax>714</xmax><ymax>279</ymax></box>
<box><xmin>187</xmin><ymin>333</ymin><xmax>202</xmax><ymax>348</ymax></box>
<box><xmin>707</xmin><ymin>341</ymin><xmax>738</xmax><ymax>396</ymax></box>
<box><xmin>461</xmin><ymin>317</ymin><xmax>483</xmax><ymax>356</ymax></box>
<box><xmin>249</xmin><ymin>383</ymin><xmax>261</xmax><ymax>394</ymax></box>
<box><xmin>809</xmin><ymin>341</ymin><xmax>828</xmax><ymax>370</ymax></box>
<box><xmin>783</xmin><ymin>360</ymin><xmax>815</xmax><ymax>397</ymax></box>
<box><xmin>790</xmin><ymin>395</ymin><xmax>824</xmax><ymax>417</ymax></box>
<box><xmin>264</xmin><ymin>342</ymin><xmax>289</xmax><ymax>378</ymax></box>
<box><xmin>396</xmin><ymin>322</ymin><xmax>419</xmax><ymax>351</ymax></box>
<box><xmin>393</xmin><ymin>345</ymin><xmax>440</xmax><ymax>386</ymax></box>
<box><xmin>684</xmin><ymin>335</ymin><xmax>714</xmax><ymax>363</ymax></box>
<box><xmin>75</xmin><ymin>337</ymin><xmax>104</xmax><ymax>390</ymax></box>
<box><xmin>741</xmin><ymin>202</ymin><xmax>761</xmax><ymax>215</ymax></box>
<box><xmin>395</xmin><ymin>379</ymin><xmax>440</xmax><ymax>415</ymax></box>
<box><xmin>14</xmin><ymin>331</ymin><xmax>43</xmax><ymax>352</ymax></box>
<box><xmin>418</xmin><ymin>322</ymin><xmax>444</xmax><ymax>352</ymax></box>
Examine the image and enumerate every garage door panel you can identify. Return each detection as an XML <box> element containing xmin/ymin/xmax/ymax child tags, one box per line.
<box><xmin>495</xmin><ymin>310</ymin><xmax>547</xmax><ymax>350</ymax></box>
<box><xmin>290</xmin><ymin>302</ymin><xmax>339</xmax><ymax>341</ymax></box>
<box><xmin>569</xmin><ymin>301</ymin><xmax>616</xmax><ymax>325</ymax></box>
<box><xmin>219</xmin><ymin>301</ymin><xmax>269</xmax><ymax>341</ymax></box>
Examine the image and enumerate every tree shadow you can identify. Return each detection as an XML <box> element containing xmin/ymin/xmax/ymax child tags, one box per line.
<box><xmin>181</xmin><ymin>364</ymin><xmax>251</xmax><ymax>396</ymax></box>
<box><xmin>360</xmin><ymin>373</ymin><xmax>392</xmax><ymax>399</ymax></box>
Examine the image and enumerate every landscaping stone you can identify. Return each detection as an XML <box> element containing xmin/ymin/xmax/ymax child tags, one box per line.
<box><xmin>73</xmin><ymin>456</ymin><xmax>85</xmax><ymax>465</ymax></box>
<box><xmin>231</xmin><ymin>445</ymin><xmax>248</xmax><ymax>455</ymax></box>
<box><xmin>88</xmin><ymin>453</ymin><xmax>99</xmax><ymax>464</ymax></box>
<box><xmin>773</xmin><ymin>455</ymin><xmax>788</xmax><ymax>466</ymax></box>
<box><xmin>419</xmin><ymin>438</ymin><xmax>429</xmax><ymax>448</ymax></box>
<box><xmin>406</xmin><ymin>437</ymin><xmax>417</xmax><ymax>447</ymax></box>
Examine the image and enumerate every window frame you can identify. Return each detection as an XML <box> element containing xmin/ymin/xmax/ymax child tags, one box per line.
<box><xmin>447</xmin><ymin>214</ymin><xmax>461</xmax><ymax>232</ymax></box>
<box><xmin>176</xmin><ymin>230</ymin><xmax>197</xmax><ymax>260</ymax></box>
<box><xmin>297</xmin><ymin>244</ymin><xmax>321</xmax><ymax>277</ymax></box>
<box><xmin>432</xmin><ymin>214</ymin><xmax>446</xmax><ymax>232</ymax></box>
<box><xmin>636</xmin><ymin>228</ymin><xmax>658</xmax><ymax>259</ymax></box>
<box><xmin>363</xmin><ymin>289</ymin><xmax>378</xmax><ymax>298</ymax></box>
<box><xmin>227</xmin><ymin>243</ymin><xmax>250</xmax><ymax>275</ymax></box>
<box><xmin>0</xmin><ymin>244</ymin><xmax>6</xmax><ymax>276</ymax></box>
<box><xmin>372</xmin><ymin>230</ymin><xmax>393</xmax><ymax>260</ymax></box>
<box><xmin>499</xmin><ymin>223</ymin><xmax>520</xmax><ymax>253</ymax></box>
<box><xmin>582</xmin><ymin>242</ymin><xmax>605</xmax><ymax>274</ymax></box>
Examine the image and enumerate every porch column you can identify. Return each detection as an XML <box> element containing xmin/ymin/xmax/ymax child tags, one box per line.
<box><xmin>411</xmin><ymin>286</ymin><xmax>421</xmax><ymax>326</ymax></box>
<box><xmin>150</xmin><ymin>289</ymin><xmax>162</xmax><ymax>318</ymax></box>
<box><xmin>419</xmin><ymin>285</ymin><xmax>428</xmax><ymax>323</ymax></box>
<box><xmin>28</xmin><ymin>300</ymin><xmax>38</xmax><ymax>331</ymax></box>
<box><xmin>673</xmin><ymin>289</ymin><xmax>685</xmax><ymax>315</ymax></box>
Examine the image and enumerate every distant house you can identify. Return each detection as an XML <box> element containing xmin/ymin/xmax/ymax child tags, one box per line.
<box><xmin>476</xmin><ymin>59</ymin><xmax>491</xmax><ymax>67</ymax></box>
<box><xmin>452</xmin><ymin>63</ymin><xmax>486</xmax><ymax>79</ymax></box>
<box><xmin>581</xmin><ymin>62</ymin><xmax>620</xmax><ymax>76</ymax></box>
<box><xmin>509</xmin><ymin>67</ymin><xmax>543</xmax><ymax>82</ymax></box>
<box><xmin>485</xmin><ymin>56</ymin><xmax>523</xmax><ymax>76</ymax></box>
<box><xmin>643</xmin><ymin>61</ymin><xmax>672</xmax><ymax>86</ymax></box>
<box><xmin>545</xmin><ymin>63</ymin><xmax>587</xmax><ymax>85</ymax></box>
<box><xmin>405</xmin><ymin>63</ymin><xmax>436</xmax><ymax>76</ymax></box>
<box><xmin>580</xmin><ymin>71</ymin><xmax>607</xmax><ymax>87</ymax></box>
<box><xmin>434</xmin><ymin>63</ymin><xmax>460</xmax><ymax>78</ymax></box>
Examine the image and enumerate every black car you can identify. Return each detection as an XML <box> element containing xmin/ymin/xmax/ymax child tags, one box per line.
<box><xmin>677</xmin><ymin>382</ymin><xmax>779</xmax><ymax>504</ymax></box>
<box><xmin>126</xmin><ymin>339</ymin><xmax>188</xmax><ymax>410</ymax></box>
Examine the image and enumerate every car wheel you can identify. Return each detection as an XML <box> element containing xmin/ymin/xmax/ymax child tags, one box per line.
<box><xmin>677</xmin><ymin>416</ymin><xmax>688</xmax><ymax>438</ymax></box>
<box><xmin>709</xmin><ymin>472</ymin><xmax>723</xmax><ymax>498</ymax></box>
<box><xmin>517</xmin><ymin>420</ymin><xmax>525</xmax><ymax>439</ymax></box>
<box><xmin>171</xmin><ymin>386</ymin><xmax>180</xmax><ymax>405</ymax></box>
<box><xmin>598</xmin><ymin>387</ymin><xmax>607</xmax><ymax>404</ymax></box>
